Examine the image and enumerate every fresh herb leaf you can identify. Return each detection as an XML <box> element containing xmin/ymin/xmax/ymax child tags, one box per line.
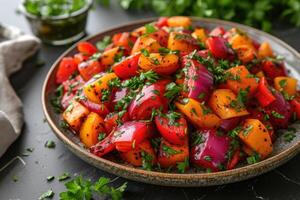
<box><xmin>96</xmin><ymin>36</ymin><xmax>112</xmax><ymax>51</ymax></box>
<box><xmin>39</xmin><ymin>189</ymin><xmax>54</xmax><ymax>200</ymax></box>
<box><xmin>141</xmin><ymin>151</ymin><xmax>153</xmax><ymax>170</ymax></box>
<box><xmin>47</xmin><ymin>176</ymin><xmax>55</xmax><ymax>182</ymax></box>
<box><xmin>247</xmin><ymin>153</ymin><xmax>260</xmax><ymax>165</ymax></box>
<box><xmin>283</xmin><ymin>127</ymin><xmax>296</xmax><ymax>142</ymax></box>
<box><xmin>242</xmin><ymin>125</ymin><xmax>253</xmax><ymax>136</ymax></box>
<box><xmin>164</xmin><ymin>82</ymin><xmax>182</xmax><ymax>100</ymax></box>
<box><xmin>271</xmin><ymin>111</ymin><xmax>285</xmax><ymax>119</ymax></box>
<box><xmin>177</xmin><ymin>157</ymin><xmax>189</xmax><ymax>173</ymax></box>
<box><xmin>165</xmin><ymin>111</ymin><xmax>181</xmax><ymax>126</ymax></box>
<box><xmin>58</xmin><ymin>172</ymin><xmax>71</xmax><ymax>181</ymax></box>
<box><xmin>50</xmin><ymin>85</ymin><xmax>63</xmax><ymax>113</ymax></box>
<box><xmin>45</xmin><ymin>140</ymin><xmax>56</xmax><ymax>149</ymax></box>
<box><xmin>145</xmin><ymin>23</ymin><xmax>156</xmax><ymax>34</ymax></box>
<box><xmin>141</xmin><ymin>48</ymin><xmax>150</xmax><ymax>57</ymax></box>
<box><xmin>98</xmin><ymin>133</ymin><xmax>106</xmax><ymax>141</ymax></box>
<box><xmin>162</xmin><ymin>145</ymin><xmax>182</xmax><ymax>156</ymax></box>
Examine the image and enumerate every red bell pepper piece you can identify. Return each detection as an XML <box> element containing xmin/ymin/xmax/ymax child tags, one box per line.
<box><xmin>79</xmin><ymin>98</ymin><xmax>110</xmax><ymax>117</ymax></box>
<box><xmin>56</xmin><ymin>57</ymin><xmax>78</xmax><ymax>84</ymax></box>
<box><xmin>255</xmin><ymin>77</ymin><xmax>276</xmax><ymax>107</ymax></box>
<box><xmin>262</xmin><ymin>60</ymin><xmax>287</xmax><ymax>80</ymax></box>
<box><xmin>290</xmin><ymin>99</ymin><xmax>300</xmax><ymax>120</ymax></box>
<box><xmin>90</xmin><ymin>131</ymin><xmax>115</xmax><ymax>157</ymax></box>
<box><xmin>155</xmin><ymin>113</ymin><xmax>188</xmax><ymax>145</ymax></box>
<box><xmin>227</xmin><ymin>148</ymin><xmax>241</xmax><ymax>170</ymax></box>
<box><xmin>77</xmin><ymin>41</ymin><xmax>98</xmax><ymax>56</ymax></box>
<box><xmin>206</xmin><ymin>36</ymin><xmax>235</xmax><ymax>60</ymax></box>
<box><xmin>113</xmin><ymin>121</ymin><xmax>151</xmax><ymax>152</ymax></box>
<box><xmin>156</xmin><ymin>17</ymin><xmax>169</xmax><ymax>28</ymax></box>
<box><xmin>104</xmin><ymin>111</ymin><xmax>129</xmax><ymax>133</ymax></box>
<box><xmin>128</xmin><ymin>80</ymin><xmax>169</xmax><ymax>120</ymax></box>
<box><xmin>78</xmin><ymin>60</ymin><xmax>104</xmax><ymax>81</ymax></box>
<box><xmin>209</xmin><ymin>27</ymin><xmax>226</xmax><ymax>36</ymax></box>
<box><xmin>74</xmin><ymin>53</ymin><xmax>89</xmax><ymax>65</ymax></box>
<box><xmin>112</xmin><ymin>53</ymin><xmax>140</xmax><ymax>79</ymax></box>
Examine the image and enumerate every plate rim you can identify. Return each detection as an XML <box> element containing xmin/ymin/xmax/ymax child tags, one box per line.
<box><xmin>42</xmin><ymin>17</ymin><xmax>300</xmax><ymax>186</ymax></box>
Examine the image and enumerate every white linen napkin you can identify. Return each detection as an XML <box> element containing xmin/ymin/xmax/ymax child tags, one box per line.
<box><xmin>0</xmin><ymin>24</ymin><xmax>40</xmax><ymax>157</ymax></box>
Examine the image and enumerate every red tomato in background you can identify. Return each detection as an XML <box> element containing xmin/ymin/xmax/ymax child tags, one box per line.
<box><xmin>56</xmin><ymin>57</ymin><xmax>78</xmax><ymax>84</ymax></box>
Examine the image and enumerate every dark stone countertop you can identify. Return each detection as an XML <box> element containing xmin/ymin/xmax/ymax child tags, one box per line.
<box><xmin>1</xmin><ymin>1</ymin><xmax>300</xmax><ymax>199</ymax></box>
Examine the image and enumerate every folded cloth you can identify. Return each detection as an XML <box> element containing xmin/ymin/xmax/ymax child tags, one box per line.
<box><xmin>0</xmin><ymin>24</ymin><xmax>40</xmax><ymax>157</ymax></box>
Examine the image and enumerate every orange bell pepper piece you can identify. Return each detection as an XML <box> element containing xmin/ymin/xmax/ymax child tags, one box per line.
<box><xmin>238</xmin><ymin>119</ymin><xmax>273</xmax><ymax>159</ymax></box>
<box><xmin>167</xmin><ymin>16</ymin><xmax>192</xmax><ymax>28</ymax></box>
<box><xmin>192</xmin><ymin>28</ymin><xmax>208</xmax><ymax>43</ymax></box>
<box><xmin>209</xmin><ymin>89</ymin><xmax>249</xmax><ymax>119</ymax></box>
<box><xmin>224</xmin><ymin>65</ymin><xmax>258</xmax><ymax>96</ymax></box>
<box><xmin>63</xmin><ymin>100</ymin><xmax>90</xmax><ymax>132</ymax></box>
<box><xmin>175</xmin><ymin>98</ymin><xmax>221</xmax><ymax>129</ymax></box>
<box><xmin>83</xmin><ymin>72</ymin><xmax>118</xmax><ymax>104</ymax></box>
<box><xmin>258</xmin><ymin>41</ymin><xmax>273</xmax><ymax>58</ymax></box>
<box><xmin>274</xmin><ymin>76</ymin><xmax>297</xmax><ymax>96</ymax></box>
<box><xmin>79</xmin><ymin>112</ymin><xmax>106</xmax><ymax>148</ymax></box>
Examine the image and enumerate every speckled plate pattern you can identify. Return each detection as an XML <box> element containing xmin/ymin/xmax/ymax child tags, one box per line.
<box><xmin>42</xmin><ymin>17</ymin><xmax>300</xmax><ymax>187</ymax></box>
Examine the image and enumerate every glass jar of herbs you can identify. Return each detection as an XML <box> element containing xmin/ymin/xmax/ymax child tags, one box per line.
<box><xmin>19</xmin><ymin>0</ymin><xmax>93</xmax><ymax>45</ymax></box>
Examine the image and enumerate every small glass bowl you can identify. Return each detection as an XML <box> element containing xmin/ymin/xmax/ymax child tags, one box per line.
<box><xmin>19</xmin><ymin>0</ymin><xmax>93</xmax><ymax>45</ymax></box>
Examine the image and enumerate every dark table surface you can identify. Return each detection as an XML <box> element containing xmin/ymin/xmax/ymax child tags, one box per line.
<box><xmin>1</xmin><ymin>1</ymin><xmax>300</xmax><ymax>200</ymax></box>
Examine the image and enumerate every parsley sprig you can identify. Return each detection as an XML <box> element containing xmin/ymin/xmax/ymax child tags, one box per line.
<box><xmin>60</xmin><ymin>176</ymin><xmax>127</xmax><ymax>200</ymax></box>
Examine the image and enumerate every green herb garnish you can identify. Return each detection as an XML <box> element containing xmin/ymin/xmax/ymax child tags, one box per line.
<box><xmin>39</xmin><ymin>189</ymin><xmax>54</xmax><ymax>200</ymax></box>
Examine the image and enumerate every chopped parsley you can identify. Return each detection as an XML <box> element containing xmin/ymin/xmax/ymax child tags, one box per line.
<box><xmin>165</xmin><ymin>111</ymin><xmax>181</xmax><ymax>126</ymax></box>
<box><xmin>58</xmin><ymin>172</ymin><xmax>71</xmax><ymax>181</ymax></box>
<box><xmin>191</xmin><ymin>132</ymin><xmax>204</xmax><ymax>146</ymax></box>
<box><xmin>59</xmin><ymin>176</ymin><xmax>127</xmax><ymax>200</ymax></box>
<box><xmin>271</xmin><ymin>111</ymin><xmax>284</xmax><ymax>119</ymax></box>
<box><xmin>151</xmin><ymin>89</ymin><xmax>160</xmax><ymax>95</ymax></box>
<box><xmin>141</xmin><ymin>48</ymin><xmax>150</xmax><ymax>57</ymax></box>
<box><xmin>246</xmin><ymin>153</ymin><xmax>260</xmax><ymax>165</ymax></box>
<box><xmin>162</xmin><ymin>145</ymin><xmax>182</xmax><ymax>156</ymax></box>
<box><xmin>45</xmin><ymin>140</ymin><xmax>56</xmax><ymax>149</ymax></box>
<box><xmin>279</xmin><ymin>79</ymin><xmax>287</xmax><ymax>88</ymax></box>
<box><xmin>96</xmin><ymin>35</ymin><xmax>112</xmax><ymax>51</ymax></box>
<box><xmin>145</xmin><ymin>23</ymin><xmax>156</xmax><ymax>34</ymax></box>
<box><xmin>204</xmin><ymin>156</ymin><xmax>212</xmax><ymax>161</ymax></box>
<box><xmin>242</xmin><ymin>125</ymin><xmax>253</xmax><ymax>136</ymax></box>
<box><xmin>158</xmin><ymin>47</ymin><xmax>179</xmax><ymax>55</ymax></box>
<box><xmin>177</xmin><ymin>157</ymin><xmax>189</xmax><ymax>173</ymax></box>
<box><xmin>164</xmin><ymin>82</ymin><xmax>182</xmax><ymax>100</ymax></box>
<box><xmin>39</xmin><ymin>189</ymin><xmax>54</xmax><ymax>200</ymax></box>
<box><xmin>101</xmin><ymin>89</ymin><xmax>110</xmax><ymax>101</ymax></box>
<box><xmin>47</xmin><ymin>176</ymin><xmax>55</xmax><ymax>182</ymax></box>
<box><xmin>141</xmin><ymin>151</ymin><xmax>153</xmax><ymax>171</ymax></box>
<box><xmin>50</xmin><ymin>85</ymin><xmax>64</xmax><ymax>113</ymax></box>
<box><xmin>98</xmin><ymin>133</ymin><xmax>106</xmax><ymax>141</ymax></box>
<box><xmin>283</xmin><ymin>127</ymin><xmax>296</xmax><ymax>142</ymax></box>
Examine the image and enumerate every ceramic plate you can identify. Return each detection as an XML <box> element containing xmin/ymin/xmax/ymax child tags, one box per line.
<box><xmin>42</xmin><ymin>17</ymin><xmax>300</xmax><ymax>187</ymax></box>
